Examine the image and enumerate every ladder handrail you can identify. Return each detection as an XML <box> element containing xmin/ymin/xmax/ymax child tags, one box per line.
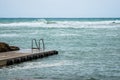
<box><xmin>31</xmin><ymin>38</ymin><xmax>45</xmax><ymax>52</ymax></box>
<box><xmin>38</xmin><ymin>39</ymin><xmax>45</xmax><ymax>51</ymax></box>
<box><xmin>31</xmin><ymin>39</ymin><xmax>39</xmax><ymax>50</ymax></box>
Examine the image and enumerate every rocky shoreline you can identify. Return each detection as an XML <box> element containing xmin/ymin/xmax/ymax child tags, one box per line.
<box><xmin>0</xmin><ymin>42</ymin><xmax>20</xmax><ymax>52</ymax></box>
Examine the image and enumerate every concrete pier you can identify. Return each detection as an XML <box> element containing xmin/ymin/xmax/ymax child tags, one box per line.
<box><xmin>0</xmin><ymin>49</ymin><xmax>58</xmax><ymax>67</ymax></box>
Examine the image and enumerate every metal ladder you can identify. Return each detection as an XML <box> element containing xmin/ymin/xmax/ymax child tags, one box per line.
<box><xmin>31</xmin><ymin>39</ymin><xmax>45</xmax><ymax>52</ymax></box>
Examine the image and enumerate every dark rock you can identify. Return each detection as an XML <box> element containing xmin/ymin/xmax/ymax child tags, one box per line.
<box><xmin>0</xmin><ymin>42</ymin><xmax>20</xmax><ymax>52</ymax></box>
<box><xmin>10</xmin><ymin>46</ymin><xmax>20</xmax><ymax>51</ymax></box>
<box><xmin>0</xmin><ymin>42</ymin><xmax>11</xmax><ymax>52</ymax></box>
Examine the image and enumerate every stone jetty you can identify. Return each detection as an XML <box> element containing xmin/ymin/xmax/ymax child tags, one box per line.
<box><xmin>0</xmin><ymin>42</ymin><xmax>58</xmax><ymax>67</ymax></box>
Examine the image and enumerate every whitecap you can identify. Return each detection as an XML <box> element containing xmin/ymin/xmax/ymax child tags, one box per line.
<box><xmin>0</xmin><ymin>20</ymin><xmax>120</xmax><ymax>28</ymax></box>
<box><xmin>0</xmin><ymin>34</ymin><xmax>18</xmax><ymax>37</ymax></box>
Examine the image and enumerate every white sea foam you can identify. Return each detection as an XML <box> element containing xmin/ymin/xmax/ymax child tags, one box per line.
<box><xmin>0</xmin><ymin>22</ymin><xmax>44</xmax><ymax>27</ymax></box>
<box><xmin>9</xmin><ymin>60</ymin><xmax>79</xmax><ymax>70</ymax></box>
<box><xmin>0</xmin><ymin>34</ymin><xmax>18</xmax><ymax>37</ymax></box>
<box><xmin>0</xmin><ymin>20</ymin><xmax>120</xmax><ymax>28</ymax></box>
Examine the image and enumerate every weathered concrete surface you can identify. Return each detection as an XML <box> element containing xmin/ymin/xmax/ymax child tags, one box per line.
<box><xmin>0</xmin><ymin>60</ymin><xmax>7</xmax><ymax>67</ymax></box>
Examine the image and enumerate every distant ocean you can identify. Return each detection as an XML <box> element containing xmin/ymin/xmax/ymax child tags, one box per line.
<box><xmin>0</xmin><ymin>18</ymin><xmax>120</xmax><ymax>80</ymax></box>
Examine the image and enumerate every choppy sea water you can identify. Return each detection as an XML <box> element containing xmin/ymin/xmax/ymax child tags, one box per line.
<box><xmin>0</xmin><ymin>18</ymin><xmax>120</xmax><ymax>80</ymax></box>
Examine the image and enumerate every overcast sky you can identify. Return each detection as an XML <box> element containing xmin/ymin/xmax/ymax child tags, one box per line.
<box><xmin>0</xmin><ymin>0</ymin><xmax>120</xmax><ymax>18</ymax></box>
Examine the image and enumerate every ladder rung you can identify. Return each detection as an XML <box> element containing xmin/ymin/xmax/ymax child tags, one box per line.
<box><xmin>32</xmin><ymin>48</ymin><xmax>39</xmax><ymax>49</ymax></box>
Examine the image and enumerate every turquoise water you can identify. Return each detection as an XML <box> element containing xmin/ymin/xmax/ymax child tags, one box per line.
<box><xmin>0</xmin><ymin>18</ymin><xmax>120</xmax><ymax>80</ymax></box>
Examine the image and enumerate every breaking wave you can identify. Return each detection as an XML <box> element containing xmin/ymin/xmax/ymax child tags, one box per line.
<box><xmin>0</xmin><ymin>19</ymin><xmax>120</xmax><ymax>28</ymax></box>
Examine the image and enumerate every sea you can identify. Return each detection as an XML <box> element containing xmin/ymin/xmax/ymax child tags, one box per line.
<box><xmin>0</xmin><ymin>18</ymin><xmax>120</xmax><ymax>80</ymax></box>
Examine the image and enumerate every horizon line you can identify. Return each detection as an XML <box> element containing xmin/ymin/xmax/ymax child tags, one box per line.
<box><xmin>0</xmin><ymin>17</ymin><xmax>120</xmax><ymax>18</ymax></box>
